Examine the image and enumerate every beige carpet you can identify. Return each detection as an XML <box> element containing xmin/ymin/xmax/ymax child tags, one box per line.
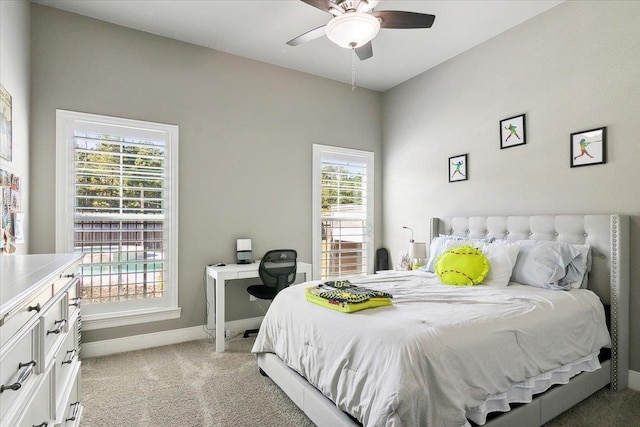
<box><xmin>81</xmin><ymin>336</ymin><xmax>640</xmax><ymax>426</ymax></box>
<box><xmin>81</xmin><ymin>336</ymin><xmax>313</xmax><ymax>427</ymax></box>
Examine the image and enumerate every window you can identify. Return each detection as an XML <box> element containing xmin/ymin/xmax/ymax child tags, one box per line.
<box><xmin>312</xmin><ymin>144</ymin><xmax>374</xmax><ymax>280</ymax></box>
<box><xmin>56</xmin><ymin>110</ymin><xmax>179</xmax><ymax>329</ymax></box>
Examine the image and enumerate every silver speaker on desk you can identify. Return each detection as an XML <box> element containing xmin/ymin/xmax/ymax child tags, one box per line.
<box><xmin>236</xmin><ymin>238</ymin><xmax>252</xmax><ymax>264</ymax></box>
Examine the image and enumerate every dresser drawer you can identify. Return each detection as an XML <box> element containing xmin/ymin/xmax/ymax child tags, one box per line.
<box><xmin>55</xmin><ymin>368</ymin><xmax>82</xmax><ymax>427</ymax></box>
<box><xmin>41</xmin><ymin>295</ymin><xmax>67</xmax><ymax>360</ymax></box>
<box><xmin>13</xmin><ymin>367</ymin><xmax>53</xmax><ymax>427</ymax></box>
<box><xmin>53</xmin><ymin>316</ymin><xmax>79</xmax><ymax>407</ymax></box>
<box><xmin>1</xmin><ymin>287</ymin><xmax>52</xmax><ymax>349</ymax></box>
<box><xmin>52</xmin><ymin>262</ymin><xmax>80</xmax><ymax>295</ymax></box>
<box><xmin>66</xmin><ymin>277</ymin><xmax>82</xmax><ymax>320</ymax></box>
<box><xmin>0</xmin><ymin>325</ymin><xmax>37</xmax><ymax>421</ymax></box>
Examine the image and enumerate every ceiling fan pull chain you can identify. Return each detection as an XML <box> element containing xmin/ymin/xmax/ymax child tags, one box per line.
<box><xmin>351</xmin><ymin>44</ymin><xmax>357</xmax><ymax>91</ymax></box>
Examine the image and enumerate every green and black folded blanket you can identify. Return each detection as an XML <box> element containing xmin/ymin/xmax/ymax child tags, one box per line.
<box><xmin>305</xmin><ymin>280</ymin><xmax>392</xmax><ymax>313</ymax></box>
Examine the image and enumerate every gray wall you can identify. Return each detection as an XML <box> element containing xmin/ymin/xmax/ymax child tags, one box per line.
<box><xmin>0</xmin><ymin>0</ymin><xmax>30</xmax><ymax>254</ymax></box>
<box><xmin>29</xmin><ymin>4</ymin><xmax>382</xmax><ymax>342</ymax></box>
<box><xmin>382</xmin><ymin>1</ymin><xmax>640</xmax><ymax>371</ymax></box>
<box><xmin>27</xmin><ymin>1</ymin><xmax>640</xmax><ymax>373</ymax></box>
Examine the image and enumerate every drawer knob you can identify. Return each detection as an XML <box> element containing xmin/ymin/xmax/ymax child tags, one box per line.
<box><xmin>66</xmin><ymin>401</ymin><xmax>81</xmax><ymax>422</ymax></box>
<box><xmin>0</xmin><ymin>360</ymin><xmax>36</xmax><ymax>393</ymax></box>
<box><xmin>47</xmin><ymin>319</ymin><xmax>67</xmax><ymax>335</ymax></box>
<box><xmin>70</xmin><ymin>297</ymin><xmax>82</xmax><ymax>308</ymax></box>
<box><xmin>33</xmin><ymin>423</ymin><xmax>48</xmax><ymax>427</ymax></box>
<box><xmin>64</xmin><ymin>273</ymin><xmax>76</xmax><ymax>278</ymax></box>
<box><xmin>28</xmin><ymin>303</ymin><xmax>42</xmax><ymax>313</ymax></box>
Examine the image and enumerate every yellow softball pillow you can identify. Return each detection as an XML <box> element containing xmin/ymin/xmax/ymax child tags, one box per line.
<box><xmin>435</xmin><ymin>245</ymin><xmax>490</xmax><ymax>286</ymax></box>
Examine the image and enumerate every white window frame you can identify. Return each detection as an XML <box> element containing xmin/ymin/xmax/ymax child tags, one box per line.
<box><xmin>312</xmin><ymin>144</ymin><xmax>374</xmax><ymax>279</ymax></box>
<box><xmin>56</xmin><ymin>110</ymin><xmax>180</xmax><ymax>330</ymax></box>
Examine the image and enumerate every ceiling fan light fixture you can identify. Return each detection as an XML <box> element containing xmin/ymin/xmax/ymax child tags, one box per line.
<box><xmin>325</xmin><ymin>12</ymin><xmax>380</xmax><ymax>49</ymax></box>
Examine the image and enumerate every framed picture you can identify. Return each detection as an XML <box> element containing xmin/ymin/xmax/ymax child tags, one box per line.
<box><xmin>449</xmin><ymin>154</ymin><xmax>468</xmax><ymax>183</ymax></box>
<box><xmin>0</xmin><ymin>84</ymin><xmax>12</xmax><ymax>162</ymax></box>
<box><xmin>570</xmin><ymin>127</ymin><xmax>606</xmax><ymax>168</ymax></box>
<box><xmin>500</xmin><ymin>113</ymin><xmax>526</xmax><ymax>149</ymax></box>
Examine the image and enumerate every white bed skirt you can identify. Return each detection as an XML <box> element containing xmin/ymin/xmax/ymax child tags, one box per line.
<box><xmin>257</xmin><ymin>350</ymin><xmax>609</xmax><ymax>427</ymax></box>
<box><xmin>467</xmin><ymin>351</ymin><xmax>602</xmax><ymax>425</ymax></box>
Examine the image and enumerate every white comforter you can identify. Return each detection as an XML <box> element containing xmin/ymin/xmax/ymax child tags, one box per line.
<box><xmin>251</xmin><ymin>271</ymin><xmax>610</xmax><ymax>427</ymax></box>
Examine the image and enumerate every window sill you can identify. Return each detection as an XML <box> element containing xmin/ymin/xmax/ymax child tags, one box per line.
<box><xmin>82</xmin><ymin>307</ymin><xmax>182</xmax><ymax>331</ymax></box>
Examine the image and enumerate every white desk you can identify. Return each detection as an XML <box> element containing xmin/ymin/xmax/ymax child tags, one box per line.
<box><xmin>206</xmin><ymin>261</ymin><xmax>312</xmax><ymax>352</ymax></box>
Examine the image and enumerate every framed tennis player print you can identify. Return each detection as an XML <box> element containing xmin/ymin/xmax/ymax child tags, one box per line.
<box><xmin>500</xmin><ymin>113</ymin><xmax>526</xmax><ymax>149</ymax></box>
<box><xmin>449</xmin><ymin>154</ymin><xmax>468</xmax><ymax>183</ymax></box>
<box><xmin>570</xmin><ymin>127</ymin><xmax>606</xmax><ymax>168</ymax></box>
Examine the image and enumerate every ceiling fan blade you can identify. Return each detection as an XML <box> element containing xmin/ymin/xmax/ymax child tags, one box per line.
<box><xmin>300</xmin><ymin>0</ymin><xmax>336</xmax><ymax>13</ymax></box>
<box><xmin>355</xmin><ymin>42</ymin><xmax>373</xmax><ymax>61</ymax></box>
<box><xmin>286</xmin><ymin>25</ymin><xmax>327</xmax><ymax>46</ymax></box>
<box><xmin>372</xmin><ymin>11</ymin><xmax>436</xmax><ymax>29</ymax></box>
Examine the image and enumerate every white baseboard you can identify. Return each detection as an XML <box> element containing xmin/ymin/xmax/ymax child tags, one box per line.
<box><xmin>82</xmin><ymin>317</ymin><xmax>263</xmax><ymax>358</ymax></box>
<box><xmin>629</xmin><ymin>369</ymin><xmax>640</xmax><ymax>391</ymax></box>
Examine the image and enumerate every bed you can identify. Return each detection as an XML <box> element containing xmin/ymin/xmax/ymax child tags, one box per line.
<box><xmin>252</xmin><ymin>214</ymin><xmax>630</xmax><ymax>426</ymax></box>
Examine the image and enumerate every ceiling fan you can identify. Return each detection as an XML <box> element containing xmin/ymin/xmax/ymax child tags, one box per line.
<box><xmin>287</xmin><ymin>0</ymin><xmax>436</xmax><ymax>60</ymax></box>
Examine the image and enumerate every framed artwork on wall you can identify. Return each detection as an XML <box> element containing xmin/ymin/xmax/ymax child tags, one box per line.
<box><xmin>500</xmin><ymin>113</ymin><xmax>526</xmax><ymax>149</ymax></box>
<box><xmin>0</xmin><ymin>84</ymin><xmax>12</xmax><ymax>162</ymax></box>
<box><xmin>449</xmin><ymin>154</ymin><xmax>468</xmax><ymax>183</ymax></box>
<box><xmin>570</xmin><ymin>127</ymin><xmax>606</xmax><ymax>168</ymax></box>
<box><xmin>1</xmin><ymin>169</ymin><xmax>19</xmax><ymax>254</ymax></box>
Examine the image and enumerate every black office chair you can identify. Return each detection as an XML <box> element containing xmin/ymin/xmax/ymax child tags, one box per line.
<box><xmin>243</xmin><ymin>249</ymin><xmax>297</xmax><ymax>338</ymax></box>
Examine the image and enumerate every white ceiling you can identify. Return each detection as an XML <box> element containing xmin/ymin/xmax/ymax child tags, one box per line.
<box><xmin>33</xmin><ymin>0</ymin><xmax>564</xmax><ymax>92</ymax></box>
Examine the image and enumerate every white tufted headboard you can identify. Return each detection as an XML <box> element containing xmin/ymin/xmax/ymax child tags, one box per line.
<box><xmin>430</xmin><ymin>214</ymin><xmax>629</xmax><ymax>391</ymax></box>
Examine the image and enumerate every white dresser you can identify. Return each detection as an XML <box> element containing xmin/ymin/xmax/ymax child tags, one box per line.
<box><xmin>1</xmin><ymin>254</ymin><xmax>84</xmax><ymax>427</ymax></box>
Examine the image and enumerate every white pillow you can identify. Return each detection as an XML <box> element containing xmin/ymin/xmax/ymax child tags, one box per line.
<box><xmin>563</xmin><ymin>244</ymin><xmax>592</xmax><ymax>289</ymax></box>
<box><xmin>475</xmin><ymin>240</ymin><xmax>520</xmax><ymax>287</ymax></box>
<box><xmin>422</xmin><ymin>235</ymin><xmax>493</xmax><ymax>273</ymax></box>
<box><xmin>511</xmin><ymin>240</ymin><xmax>581</xmax><ymax>290</ymax></box>
<box><xmin>440</xmin><ymin>239</ymin><xmax>520</xmax><ymax>287</ymax></box>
